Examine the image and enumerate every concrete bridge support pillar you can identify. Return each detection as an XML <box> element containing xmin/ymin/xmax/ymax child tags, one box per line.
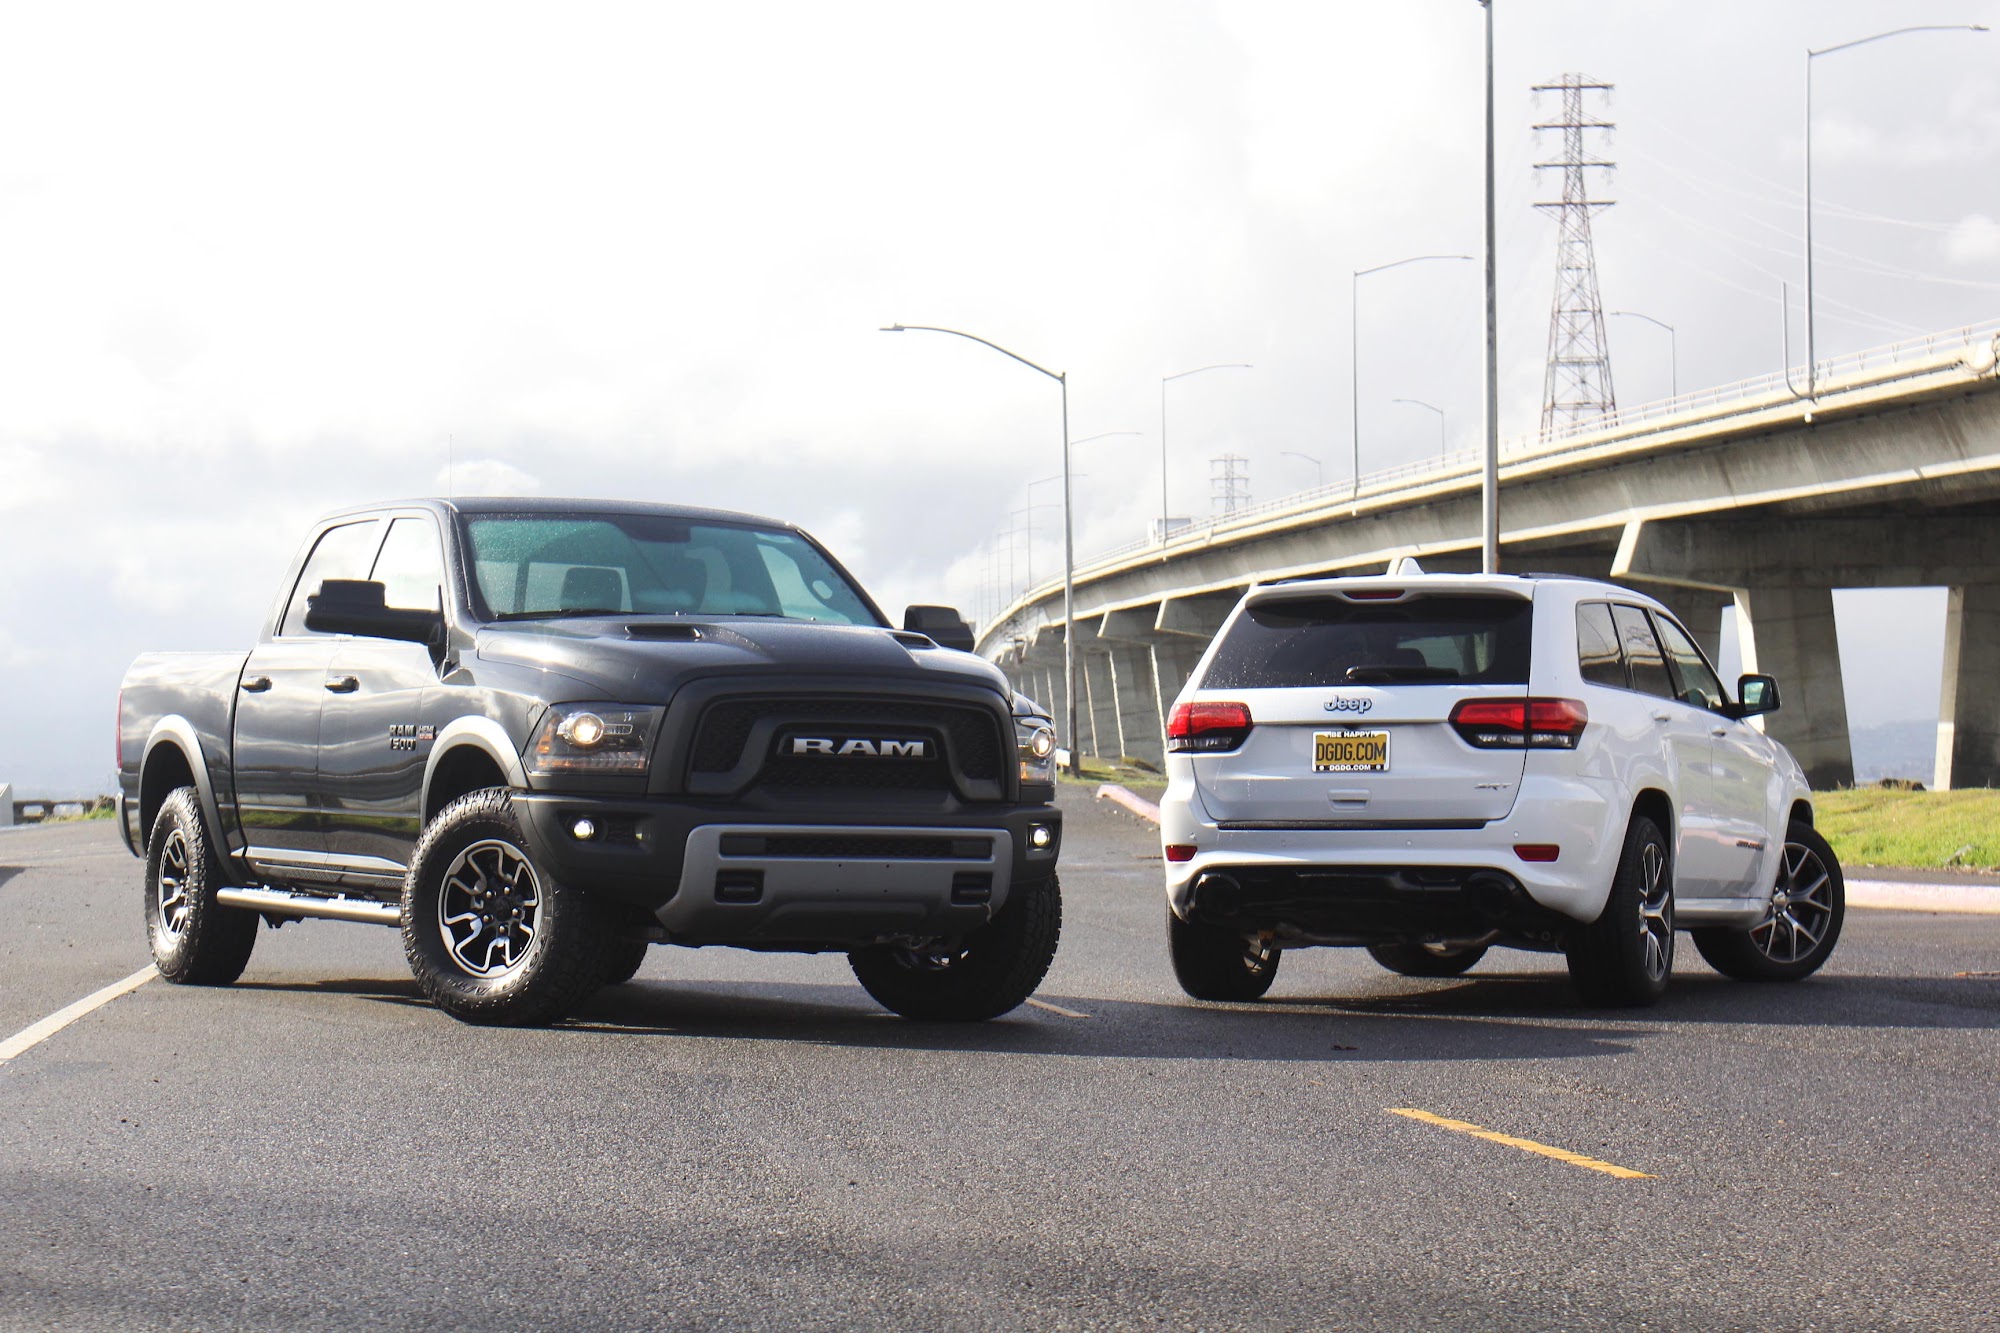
<box><xmin>1082</xmin><ymin>652</ymin><xmax>1120</xmax><ymax>763</ymax></box>
<box><xmin>1150</xmin><ymin>641</ymin><xmax>1206</xmax><ymax>717</ymax></box>
<box><xmin>1661</xmin><ymin>591</ymin><xmax>1733</xmax><ymax>667</ymax></box>
<box><xmin>1108</xmin><ymin>647</ymin><xmax>1163</xmax><ymax>767</ymax></box>
<box><xmin>1738</xmin><ymin>584</ymin><xmax>1853</xmax><ymax>789</ymax></box>
<box><xmin>1937</xmin><ymin>583</ymin><xmax>2000</xmax><ymax>789</ymax></box>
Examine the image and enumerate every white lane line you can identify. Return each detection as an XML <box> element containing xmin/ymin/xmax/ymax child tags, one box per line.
<box><xmin>1026</xmin><ymin>997</ymin><xmax>1092</xmax><ymax>1019</ymax></box>
<box><xmin>0</xmin><ymin>965</ymin><xmax>158</xmax><ymax>1064</ymax></box>
<box><xmin>1095</xmin><ymin>784</ymin><xmax>1162</xmax><ymax>824</ymax></box>
<box><xmin>1847</xmin><ymin>880</ymin><xmax>2000</xmax><ymax>915</ymax></box>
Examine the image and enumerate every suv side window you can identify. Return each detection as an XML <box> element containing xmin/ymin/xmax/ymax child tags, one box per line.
<box><xmin>1610</xmin><ymin>603</ymin><xmax>1675</xmax><ymax>700</ymax></box>
<box><xmin>279</xmin><ymin>520</ymin><xmax>384</xmax><ymax>637</ymax></box>
<box><xmin>370</xmin><ymin>517</ymin><xmax>445</xmax><ymax>612</ymax></box>
<box><xmin>1652</xmin><ymin>612</ymin><xmax>1727</xmax><ymax>712</ymax></box>
<box><xmin>1575</xmin><ymin>602</ymin><xmax>1626</xmax><ymax>689</ymax></box>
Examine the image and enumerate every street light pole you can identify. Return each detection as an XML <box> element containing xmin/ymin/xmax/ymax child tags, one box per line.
<box><xmin>1804</xmin><ymin>24</ymin><xmax>1986</xmax><ymax>398</ymax></box>
<box><xmin>1160</xmin><ymin>364</ymin><xmax>1251</xmax><ymax>544</ymax></box>
<box><xmin>1351</xmin><ymin>254</ymin><xmax>1472</xmax><ymax>497</ymax></box>
<box><xmin>1391</xmin><ymin>399</ymin><xmax>1447</xmax><ymax>458</ymax></box>
<box><xmin>882</xmin><ymin>323</ymin><xmax>1081</xmax><ymax>776</ymax></box>
<box><xmin>1606</xmin><ymin>311</ymin><xmax>1678</xmax><ymax>398</ymax></box>
<box><xmin>1480</xmin><ymin>0</ymin><xmax>1500</xmax><ymax>574</ymax></box>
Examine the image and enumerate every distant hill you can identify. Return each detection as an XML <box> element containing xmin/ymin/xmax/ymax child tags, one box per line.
<box><xmin>1851</xmin><ymin>719</ymin><xmax>1935</xmax><ymax>786</ymax></box>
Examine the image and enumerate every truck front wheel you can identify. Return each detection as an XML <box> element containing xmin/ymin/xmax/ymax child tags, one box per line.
<box><xmin>145</xmin><ymin>787</ymin><xmax>258</xmax><ymax>985</ymax></box>
<box><xmin>848</xmin><ymin>875</ymin><xmax>1063</xmax><ymax>1021</ymax></box>
<box><xmin>402</xmin><ymin>789</ymin><xmax>609</xmax><ymax>1026</ymax></box>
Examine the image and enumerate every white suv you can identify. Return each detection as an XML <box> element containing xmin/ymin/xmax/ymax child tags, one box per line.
<box><xmin>1159</xmin><ymin>573</ymin><xmax>1845</xmax><ymax>1006</ymax></box>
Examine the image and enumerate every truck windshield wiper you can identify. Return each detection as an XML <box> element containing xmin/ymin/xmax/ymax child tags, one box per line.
<box><xmin>493</xmin><ymin>609</ymin><xmax>625</xmax><ymax>621</ymax></box>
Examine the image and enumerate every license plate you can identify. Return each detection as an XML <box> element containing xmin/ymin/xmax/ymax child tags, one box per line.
<box><xmin>1314</xmin><ymin>729</ymin><xmax>1389</xmax><ymax>772</ymax></box>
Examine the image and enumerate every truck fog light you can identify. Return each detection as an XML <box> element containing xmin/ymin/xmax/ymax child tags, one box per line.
<box><xmin>571</xmin><ymin>818</ymin><xmax>598</xmax><ymax>841</ymax></box>
<box><xmin>1029</xmin><ymin>825</ymin><xmax>1053</xmax><ymax>849</ymax></box>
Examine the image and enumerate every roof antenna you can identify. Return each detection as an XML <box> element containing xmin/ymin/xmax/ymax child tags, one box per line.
<box><xmin>448</xmin><ymin>434</ymin><xmax>455</xmax><ymax>496</ymax></box>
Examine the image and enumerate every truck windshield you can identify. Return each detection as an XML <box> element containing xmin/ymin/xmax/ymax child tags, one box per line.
<box><xmin>464</xmin><ymin>514</ymin><xmax>883</xmax><ymax>626</ymax></box>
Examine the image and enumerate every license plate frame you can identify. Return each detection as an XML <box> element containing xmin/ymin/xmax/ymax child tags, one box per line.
<box><xmin>1313</xmin><ymin>729</ymin><xmax>1390</xmax><ymax>773</ymax></box>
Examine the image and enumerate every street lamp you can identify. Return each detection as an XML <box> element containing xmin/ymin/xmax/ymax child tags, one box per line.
<box><xmin>1280</xmin><ymin>451</ymin><xmax>1323</xmax><ymax>487</ymax></box>
<box><xmin>1160</xmin><ymin>364</ymin><xmax>1251</xmax><ymax>544</ymax></box>
<box><xmin>1803</xmin><ymin>24</ymin><xmax>1987</xmax><ymax>396</ymax></box>
<box><xmin>882</xmin><ymin>323</ymin><xmax>1081</xmax><ymax>776</ymax></box>
<box><xmin>1022</xmin><ymin>475</ymin><xmax>1081</xmax><ymax>592</ymax></box>
<box><xmin>1351</xmin><ymin>255</ymin><xmax>1471</xmax><ymax>496</ymax></box>
<box><xmin>1606</xmin><ymin>311</ymin><xmax>1678</xmax><ymax>399</ymax></box>
<box><xmin>1391</xmin><ymin>399</ymin><xmax>1447</xmax><ymax>458</ymax></box>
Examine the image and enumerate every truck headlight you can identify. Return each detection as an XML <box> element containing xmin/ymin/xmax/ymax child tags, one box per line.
<box><xmin>529</xmin><ymin>704</ymin><xmax>662</xmax><ymax>775</ymax></box>
<box><xmin>1015</xmin><ymin>715</ymin><xmax>1058</xmax><ymax>786</ymax></box>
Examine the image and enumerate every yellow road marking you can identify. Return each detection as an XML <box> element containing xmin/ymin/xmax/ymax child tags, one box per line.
<box><xmin>1025</xmin><ymin>997</ymin><xmax>1091</xmax><ymax>1019</ymax></box>
<box><xmin>1388</xmin><ymin>1107</ymin><xmax>1655</xmax><ymax>1179</ymax></box>
<box><xmin>0</xmin><ymin>965</ymin><xmax>159</xmax><ymax>1064</ymax></box>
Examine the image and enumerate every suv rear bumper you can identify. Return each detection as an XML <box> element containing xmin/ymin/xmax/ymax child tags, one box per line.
<box><xmin>1172</xmin><ymin>863</ymin><xmax>1578</xmax><ymax>949</ymax></box>
<box><xmin>1161</xmin><ymin>771</ymin><xmax>1626</xmax><ymax>933</ymax></box>
<box><xmin>512</xmin><ymin>793</ymin><xmax>1060</xmax><ymax>947</ymax></box>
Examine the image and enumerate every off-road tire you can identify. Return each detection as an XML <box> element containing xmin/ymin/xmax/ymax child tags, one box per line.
<box><xmin>1693</xmin><ymin>821</ymin><xmax>1845</xmax><ymax>982</ymax></box>
<box><xmin>848</xmin><ymin>875</ymin><xmax>1063</xmax><ymax>1021</ymax></box>
<box><xmin>402</xmin><ymin>788</ymin><xmax>609</xmax><ymax>1026</ymax></box>
<box><xmin>1169</xmin><ymin>909</ymin><xmax>1281</xmax><ymax>1002</ymax></box>
<box><xmin>1566</xmin><ymin>814</ymin><xmax>1675</xmax><ymax>1007</ymax></box>
<box><xmin>145</xmin><ymin>787</ymin><xmax>258</xmax><ymax>985</ymax></box>
<box><xmin>1366</xmin><ymin>941</ymin><xmax>1488</xmax><ymax>978</ymax></box>
<box><xmin>602</xmin><ymin>935</ymin><xmax>651</xmax><ymax>986</ymax></box>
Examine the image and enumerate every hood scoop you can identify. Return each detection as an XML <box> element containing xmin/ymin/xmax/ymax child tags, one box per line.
<box><xmin>624</xmin><ymin>622</ymin><xmax>705</xmax><ymax>642</ymax></box>
<box><xmin>890</xmin><ymin>630</ymin><xmax>937</xmax><ymax>649</ymax></box>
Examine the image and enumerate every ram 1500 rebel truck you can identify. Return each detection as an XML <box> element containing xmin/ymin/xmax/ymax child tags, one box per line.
<box><xmin>118</xmin><ymin>498</ymin><xmax>1064</xmax><ymax>1026</ymax></box>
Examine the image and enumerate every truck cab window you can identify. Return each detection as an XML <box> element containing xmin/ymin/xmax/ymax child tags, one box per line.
<box><xmin>370</xmin><ymin>517</ymin><xmax>445</xmax><ymax>612</ymax></box>
<box><xmin>279</xmin><ymin>521</ymin><xmax>383</xmax><ymax>637</ymax></box>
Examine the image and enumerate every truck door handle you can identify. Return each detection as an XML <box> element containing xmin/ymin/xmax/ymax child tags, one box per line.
<box><xmin>241</xmin><ymin>676</ymin><xmax>273</xmax><ymax>693</ymax></box>
<box><xmin>325</xmin><ymin>676</ymin><xmax>360</xmax><ymax>694</ymax></box>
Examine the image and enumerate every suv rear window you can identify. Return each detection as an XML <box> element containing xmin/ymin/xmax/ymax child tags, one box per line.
<box><xmin>1201</xmin><ymin>593</ymin><xmax>1533</xmax><ymax>689</ymax></box>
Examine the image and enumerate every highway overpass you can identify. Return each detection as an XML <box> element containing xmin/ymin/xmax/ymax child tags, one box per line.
<box><xmin>977</xmin><ymin>322</ymin><xmax>2000</xmax><ymax>790</ymax></box>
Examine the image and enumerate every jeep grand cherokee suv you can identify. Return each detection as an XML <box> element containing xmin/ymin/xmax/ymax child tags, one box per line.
<box><xmin>1159</xmin><ymin>573</ymin><xmax>1845</xmax><ymax>1007</ymax></box>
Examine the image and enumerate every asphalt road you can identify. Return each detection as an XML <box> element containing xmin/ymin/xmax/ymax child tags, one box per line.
<box><xmin>3</xmin><ymin>793</ymin><xmax>1997</xmax><ymax>1332</ymax></box>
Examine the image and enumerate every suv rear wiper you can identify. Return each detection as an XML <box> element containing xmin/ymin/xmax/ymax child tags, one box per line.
<box><xmin>1343</xmin><ymin>664</ymin><xmax>1461</xmax><ymax>683</ymax></box>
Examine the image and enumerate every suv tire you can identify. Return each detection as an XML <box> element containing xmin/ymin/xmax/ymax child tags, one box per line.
<box><xmin>1693</xmin><ymin>821</ymin><xmax>1845</xmax><ymax>981</ymax></box>
<box><xmin>1169</xmin><ymin>910</ymin><xmax>1281</xmax><ymax>1002</ymax></box>
<box><xmin>1566</xmin><ymin>813</ymin><xmax>1674</xmax><ymax>1007</ymax></box>
<box><xmin>145</xmin><ymin>787</ymin><xmax>259</xmax><ymax>985</ymax></box>
<box><xmin>849</xmin><ymin>874</ymin><xmax>1063</xmax><ymax>1021</ymax></box>
<box><xmin>402</xmin><ymin>788</ymin><xmax>609</xmax><ymax>1026</ymax></box>
<box><xmin>1366</xmin><ymin>941</ymin><xmax>1488</xmax><ymax>978</ymax></box>
<box><xmin>601</xmin><ymin>935</ymin><xmax>651</xmax><ymax>986</ymax></box>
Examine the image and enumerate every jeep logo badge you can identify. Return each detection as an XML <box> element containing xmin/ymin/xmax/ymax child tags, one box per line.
<box><xmin>1323</xmin><ymin>697</ymin><xmax>1373</xmax><ymax>715</ymax></box>
<box><xmin>790</xmin><ymin>737</ymin><xmax>929</xmax><ymax>758</ymax></box>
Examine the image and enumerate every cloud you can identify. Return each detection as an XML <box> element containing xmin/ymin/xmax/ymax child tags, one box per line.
<box><xmin>436</xmin><ymin>459</ymin><xmax>543</xmax><ymax>497</ymax></box>
<box><xmin>1944</xmin><ymin>214</ymin><xmax>2000</xmax><ymax>265</ymax></box>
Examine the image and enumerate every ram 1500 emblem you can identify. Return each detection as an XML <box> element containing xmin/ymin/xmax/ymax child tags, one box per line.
<box><xmin>790</xmin><ymin>737</ymin><xmax>929</xmax><ymax>758</ymax></box>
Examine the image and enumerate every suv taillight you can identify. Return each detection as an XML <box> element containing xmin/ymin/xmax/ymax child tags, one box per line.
<box><xmin>1167</xmin><ymin>701</ymin><xmax>1254</xmax><ymax>753</ymax></box>
<box><xmin>1449</xmin><ymin>698</ymin><xmax>1588</xmax><ymax>750</ymax></box>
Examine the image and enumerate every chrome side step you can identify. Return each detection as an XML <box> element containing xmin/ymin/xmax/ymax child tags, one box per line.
<box><xmin>216</xmin><ymin>886</ymin><xmax>402</xmax><ymax>927</ymax></box>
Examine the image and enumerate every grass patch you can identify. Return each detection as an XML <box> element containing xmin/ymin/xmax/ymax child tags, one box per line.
<box><xmin>1057</xmin><ymin>758</ymin><xmax>1167</xmax><ymax>798</ymax></box>
<box><xmin>1813</xmin><ymin>788</ymin><xmax>2000</xmax><ymax>871</ymax></box>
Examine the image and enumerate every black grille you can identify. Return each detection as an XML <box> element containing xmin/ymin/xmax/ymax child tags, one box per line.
<box><xmin>718</xmin><ymin>833</ymin><xmax>992</xmax><ymax>860</ymax></box>
<box><xmin>689</xmin><ymin>697</ymin><xmax>1005</xmax><ymax>785</ymax></box>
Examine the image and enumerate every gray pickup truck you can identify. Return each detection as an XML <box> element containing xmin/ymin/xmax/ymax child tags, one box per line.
<box><xmin>117</xmin><ymin>498</ymin><xmax>1063</xmax><ymax>1025</ymax></box>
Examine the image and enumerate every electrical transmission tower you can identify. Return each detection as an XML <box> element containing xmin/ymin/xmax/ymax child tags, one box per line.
<box><xmin>1533</xmin><ymin>73</ymin><xmax>1617</xmax><ymax>436</ymax></box>
<box><xmin>1210</xmin><ymin>454</ymin><xmax>1250</xmax><ymax>516</ymax></box>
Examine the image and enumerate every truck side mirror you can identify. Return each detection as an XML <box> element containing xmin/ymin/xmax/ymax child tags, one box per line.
<box><xmin>903</xmin><ymin>604</ymin><xmax>975</xmax><ymax>653</ymax></box>
<box><xmin>1736</xmin><ymin>673</ymin><xmax>1780</xmax><ymax>717</ymax></box>
<box><xmin>305</xmin><ymin>579</ymin><xmax>443</xmax><ymax>646</ymax></box>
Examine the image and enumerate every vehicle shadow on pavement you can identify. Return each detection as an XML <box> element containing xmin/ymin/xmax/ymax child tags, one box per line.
<box><xmin>562</xmin><ymin>979</ymin><xmax>1644</xmax><ymax>1063</ymax></box>
<box><xmin>1276</xmin><ymin>970</ymin><xmax>2000</xmax><ymax>1030</ymax></box>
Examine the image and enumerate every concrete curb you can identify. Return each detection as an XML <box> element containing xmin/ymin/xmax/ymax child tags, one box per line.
<box><xmin>1095</xmin><ymin>784</ymin><xmax>1162</xmax><ymax>824</ymax></box>
<box><xmin>1092</xmin><ymin>784</ymin><xmax>2000</xmax><ymax>915</ymax></box>
<box><xmin>1845</xmin><ymin>880</ymin><xmax>2000</xmax><ymax>916</ymax></box>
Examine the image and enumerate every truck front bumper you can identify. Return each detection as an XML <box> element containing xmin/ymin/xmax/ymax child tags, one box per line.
<box><xmin>511</xmin><ymin>794</ymin><xmax>1061</xmax><ymax>949</ymax></box>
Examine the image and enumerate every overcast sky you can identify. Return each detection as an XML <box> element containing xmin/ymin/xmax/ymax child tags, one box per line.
<box><xmin>2</xmin><ymin>0</ymin><xmax>1994</xmax><ymax>794</ymax></box>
